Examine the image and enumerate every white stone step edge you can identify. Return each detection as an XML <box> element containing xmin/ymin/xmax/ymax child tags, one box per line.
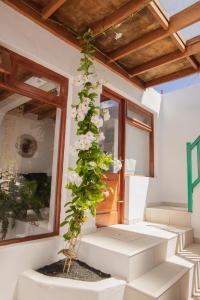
<box><xmin>126</xmin><ymin>260</ymin><xmax>191</xmax><ymax>299</ymax></box>
<box><xmin>16</xmin><ymin>270</ymin><xmax>126</xmax><ymax>300</ymax></box>
<box><xmin>78</xmin><ymin>233</ymin><xmax>167</xmax><ymax>281</ymax></box>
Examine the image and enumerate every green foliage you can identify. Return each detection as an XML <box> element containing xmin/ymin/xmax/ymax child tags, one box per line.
<box><xmin>61</xmin><ymin>30</ymin><xmax>113</xmax><ymax>243</ymax></box>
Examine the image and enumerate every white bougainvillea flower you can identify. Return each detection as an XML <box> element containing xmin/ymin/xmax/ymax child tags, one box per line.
<box><xmin>113</xmin><ymin>159</ymin><xmax>122</xmax><ymax>172</ymax></box>
<box><xmin>99</xmin><ymin>79</ymin><xmax>107</xmax><ymax>85</ymax></box>
<box><xmin>91</xmin><ymin>115</ymin><xmax>103</xmax><ymax>128</ymax></box>
<box><xmin>99</xmin><ymin>132</ymin><xmax>105</xmax><ymax>141</ymax></box>
<box><xmin>103</xmin><ymin>191</ymin><xmax>110</xmax><ymax>198</ymax></box>
<box><xmin>77</xmin><ymin>111</ymin><xmax>85</xmax><ymax>122</ymax></box>
<box><xmin>71</xmin><ymin>107</ymin><xmax>77</xmax><ymax>119</ymax></box>
<box><xmin>74</xmin><ymin>74</ymin><xmax>85</xmax><ymax>86</ymax></box>
<box><xmin>115</xmin><ymin>32</ymin><xmax>123</xmax><ymax>40</ymax></box>
<box><xmin>68</xmin><ymin>171</ymin><xmax>82</xmax><ymax>186</ymax></box>
<box><xmin>85</xmin><ymin>131</ymin><xmax>96</xmax><ymax>142</ymax></box>
<box><xmin>103</xmin><ymin>109</ymin><xmax>110</xmax><ymax>121</ymax></box>
<box><xmin>82</xmin><ymin>97</ymin><xmax>91</xmax><ymax>106</ymax></box>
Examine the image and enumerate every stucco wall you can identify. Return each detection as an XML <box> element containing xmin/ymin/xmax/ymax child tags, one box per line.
<box><xmin>158</xmin><ymin>84</ymin><xmax>200</xmax><ymax>205</ymax></box>
<box><xmin>0</xmin><ymin>2</ymin><xmax>161</xmax><ymax>300</ymax></box>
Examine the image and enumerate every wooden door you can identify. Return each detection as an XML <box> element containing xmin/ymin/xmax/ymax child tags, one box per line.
<box><xmin>96</xmin><ymin>173</ymin><xmax>120</xmax><ymax>226</ymax></box>
<box><xmin>96</xmin><ymin>88</ymin><xmax>125</xmax><ymax>227</ymax></box>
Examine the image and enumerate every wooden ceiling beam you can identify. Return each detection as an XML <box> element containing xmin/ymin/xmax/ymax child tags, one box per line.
<box><xmin>169</xmin><ymin>1</ymin><xmax>200</xmax><ymax>33</ymax></box>
<box><xmin>109</xmin><ymin>28</ymin><xmax>167</xmax><ymax>62</ymax></box>
<box><xmin>42</xmin><ymin>0</ymin><xmax>66</xmax><ymax>20</ymax></box>
<box><xmin>145</xmin><ymin>67</ymin><xmax>200</xmax><ymax>88</ymax></box>
<box><xmin>147</xmin><ymin>1</ymin><xmax>168</xmax><ymax>30</ymax></box>
<box><xmin>109</xmin><ymin>1</ymin><xmax>200</xmax><ymax>62</ymax></box>
<box><xmin>187</xmin><ymin>56</ymin><xmax>199</xmax><ymax>70</ymax></box>
<box><xmin>147</xmin><ymin>2</ymin><xmax>197</xmax><ymax>71</ymax></box>
<box><xmin>91</xmin><ymin>0</ymin><xmax>152</xmax><ymax>37</ymax></box>
<box><xmin>0</xmin><ymin>50</ymin><xmax>12</xmax><ymax>74</ymax></box>
<box><xmin>2</xmin><ymin>0</ymin><xmax>144</xmax><ymax>89</ymax></box>
<box><xmin>129</xmin><ymin>37</ymin><xmax>200</xmax><ymax>77</ymax></box>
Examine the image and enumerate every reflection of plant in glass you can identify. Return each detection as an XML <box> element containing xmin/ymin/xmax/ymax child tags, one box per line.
<box><xmin>0</xmin><ymin>169</ymin><xmax>48</xmax><ymax>240</ymax></box>
<box><xmin>0</xmin><ymin>189</ymin><xmax>12</xmax><ymax>240</ymax></box>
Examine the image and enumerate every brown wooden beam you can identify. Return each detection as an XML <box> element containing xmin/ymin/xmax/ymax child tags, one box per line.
<box><xmin>42</xmin><ymin>0</ymin><xmax>66</xmax><ymax>20</ymax></box>
<box><xmin>147</xmin><ymin>1</ymin><xmax>168</xmax><ymax>30</ymax></box>
<box><xmin>109</xmin><ymin>28</ymin><xmax>167</xmax><ymax>62</ymax></box>
<box><xmin>145</xmin><ymin>67</ymin><xmax>200</xmax><ymax>87</ymax></box>
<box><xmin>129</xmin><ymin>37</ymin><xmax>200</xmax><ymax>77</ymax></box>
<box><xmin>187</xmin><ymin>56</ymin><xmax>199</xmax><ymax>70</ymax></box>
<box><xmin>0</xmin><ymin>50</ymin><xmax>11</xmax><ymax>74</ymax></box>
<box><xmin>91</xmin><ymin>0</ymin><xmax>152</xmax><ymax>37</ymax></box>
<box><xmin>109</xmin><ymin>1</ymin><xmax>200</xmax><ymax>62</ymax></box>
<box><xmin>2</xmin><ymin>0</ymin><xmax>144</xmax><ymax>89</ymax></box>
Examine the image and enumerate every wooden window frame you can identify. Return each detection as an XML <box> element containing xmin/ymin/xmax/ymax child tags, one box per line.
<box><xmin>126</xmin><ymin>100</ymin><xmax>154</xmax><ymax>177</ymax></box>
<box><xmin>0</xmin><ymin>46</ymin><xmax>68</xmax><ymax>246</ymax></box>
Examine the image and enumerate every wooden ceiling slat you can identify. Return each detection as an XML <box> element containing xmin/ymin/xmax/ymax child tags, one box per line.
<box><xmin>42</xmin><ymin>0</ymin><xmax>66</xmax><ymax>20</ymax></box>
<box><xmin>2</xmin><ymin>0</ymin><xmax>144</xmax><ymax>89</ymax></box>
<box><xmin>109</xmin><ymin>1</ymin><xmax>200</xmax><ymax>62</ymax></box>
<box><xmin>91</xmin><ymin>0</ymin><xmax>152</xmax><ymax>37</ymax></box>
<box><xmin>147</xmin><ymin>1</ymin><xmax>168</xmax><ymax>30</ymax></box>
<box><xmin>145</xmin><ymin>66</ymin><xmax>200</xmax><ymax>87</ymax></box>
<box><xmin>187</xmin><ymin>56</ymin><xmax>199</xmax><ymax>70</ymax></box>
<box><xmin>129</xmin><ymin>37</ymin><xmax>200</xmax><ymax>77</ymax></box>
<box><xmin>147</xmin><ymin>2</ymin><xmax>195</xmax><ymax>71</ymax></box>
<box><xmin>109</xmin><ymin>28</ymin><xmax>167</xmax><ymax>62</ymax></box>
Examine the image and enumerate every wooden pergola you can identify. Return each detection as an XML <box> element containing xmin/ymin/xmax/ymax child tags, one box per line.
<box><xmin>1</xmin><ymin>0</ymin><xmax>200</xmax><ymax>89</ymax></box>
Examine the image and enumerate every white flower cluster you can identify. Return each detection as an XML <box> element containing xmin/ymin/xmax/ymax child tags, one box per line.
<box><xmin>74</xmin><ymin>74</ymin><xmax>95</xmax><ymax>87</ymax></box>
<box><xmin>113</xmin><ymin>159</ymin><xmax>122</xmax><ymax>173</ymax></box>
<box><xmin>74</xmin><ymin>131</ymin><xmax>96</xmax><ymax>151</ymax></box>
<box><xmin>68</xmin><ymin>171</ymin><xmax>82</xmax><ymax>187</ymax></box>
<box><xmin>74</xmin><ymin>74</ymin><xmax>106</xmax><ymax>88</ymax></box>
<box><xmin>91</xmin><ymin>115</ymin><xmax>103</xmax><ymax>128</ymax></box>
<box><xmin>72</xmin><ymin>97</ymin><xmax>91</xmax><ymax>122</ymax></box>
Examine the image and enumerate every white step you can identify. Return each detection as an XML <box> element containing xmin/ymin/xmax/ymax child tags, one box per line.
<box><xmin>146</xmin><ymin>205</ymin><xmax>192</xmax><ymax>227</ymax></box>
<box><xmin>125</xmin><ymin>260</ymin><xmax>190</xmax><ymax>300</ymax></box>
<box><xmin>78</xmin><ymin>227</ymin><xmax>167</xmax><ymax>282</ymax></box>
<box><xmin>178</xmin><ymin>243</ymin><xmax>200</xmax><ymax>297</ymax></box>
<box><xmin>113</xmin><ymin>222</ymin><xmax>193</xmax><ymax>254</ymax></box>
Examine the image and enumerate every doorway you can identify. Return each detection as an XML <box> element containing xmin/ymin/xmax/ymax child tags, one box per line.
<box><xmin>96</xmin><ymin>87</ymin><xmax>125</xmax><ymax>227</ymax></box>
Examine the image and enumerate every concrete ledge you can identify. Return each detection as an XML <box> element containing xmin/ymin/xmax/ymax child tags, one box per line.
<box><xmin>16</xmin><ymin>270</ymin><xmax>126</xmax><ymax>300</ymax></box>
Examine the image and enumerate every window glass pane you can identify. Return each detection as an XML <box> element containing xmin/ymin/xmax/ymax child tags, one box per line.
<box><xmin>100</xmin><ymin>99</ymin><xmax>119</xmax><ymax>173</ymax></box>
<box><xmin>0</xmin><ymin>88</ymin><xmax>60</xmax><ymax>241</ymax></box>
<box><xmin>125</xmin><ymin>124</ymin><xmax>149</xmax><ymax>176</ymax></box>
<box><xmin>127</xmin><ymin>104</ymin><xmax>151</xmax><ymax>127</ymax></box>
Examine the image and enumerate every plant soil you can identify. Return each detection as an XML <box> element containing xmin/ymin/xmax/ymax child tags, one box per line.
<box><xmin>37</xmin><ymin>259</ymin><xmax>111</xmax><ymax>282</ymax></box>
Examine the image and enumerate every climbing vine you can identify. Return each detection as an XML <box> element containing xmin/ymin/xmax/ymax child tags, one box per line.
<box><xmin>60</xmin><ymin>30</ymin><xmax>122</xmax><ymax>272</ymax></box>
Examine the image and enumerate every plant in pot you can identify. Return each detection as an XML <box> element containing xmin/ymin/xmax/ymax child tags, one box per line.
<box><xmin>59</xmin><ymin>30</ymin><xmax>121</xmax><ymax>273</ymax></box>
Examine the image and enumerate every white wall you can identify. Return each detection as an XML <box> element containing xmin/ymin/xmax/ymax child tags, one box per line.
<box><xmin>158</xmin><ymin>84</ymin><xmax>200</xmax><ymax>204</ymax></box>
<box><xmin>0</xmin><ymin>112</ymin><xmax>55</xmax><ymax>174</ymax></box>
<box><xmin>0</xmin><ymin>2</ymin><xmax>161</xmax><ymax>300</ymax></box>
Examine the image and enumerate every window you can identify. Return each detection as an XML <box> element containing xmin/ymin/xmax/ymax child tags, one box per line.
<box><xmin>0</xmin><ymin>46</ymin><xmax>67</xmax><ymax>245</ymax></box>
<box><xmin>125</xmin><ymin>101</ymin><xmax>154</xmax><ymax>177</ymax></box>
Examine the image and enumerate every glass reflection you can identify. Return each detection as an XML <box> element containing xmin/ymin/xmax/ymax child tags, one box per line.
<box><xmin>0</xmin><ymin>88</ymin><xmax>60</xmax><ymax>240</ymax></box>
